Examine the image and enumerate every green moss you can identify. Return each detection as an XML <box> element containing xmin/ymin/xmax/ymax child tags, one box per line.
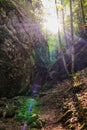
<box><xmin>16</xmin><ymin>98</ymin><xmax>39</xmax><ymax>123</ymax></box>
<box><xmin>80</xmin><ymin>122</ymin><xmax>87</xmax><ymax>130</ymax></box>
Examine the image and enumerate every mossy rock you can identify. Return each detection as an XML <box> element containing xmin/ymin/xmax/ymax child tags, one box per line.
<box><xmin>60</xmin><ymin>110</ymin><xmax>73</xmax><ymax>122</ymax></box>
<box><xmin>80</xmin><ymin>122</ymin><xmax>87</xmax><ymax>130</ymax></box>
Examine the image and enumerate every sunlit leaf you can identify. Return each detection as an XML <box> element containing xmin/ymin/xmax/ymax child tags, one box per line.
<box><xmin>56</xmin><ymin>4</ymin><xmax>63</xmax><ymax>10</ymax></box>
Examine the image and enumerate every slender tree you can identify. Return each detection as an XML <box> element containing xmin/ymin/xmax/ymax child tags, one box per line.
<box><xmin>55</xmin><ymin>0</ymin><xmax>69</xmax><ymax>76</ymax></box>
<box><xmin>80</xmin><ymin>0</ymin><xmax>86</xmax><ymax>24</ymax></box>
<box><xmin>70</xmin><ymin>0</ymin><xmax>74</xmax><ymax>74</ymax></box>
<box><xmin>61</xmin><ymin>0</ymin><xmax>69</xmax><ymax>49</ymax></box>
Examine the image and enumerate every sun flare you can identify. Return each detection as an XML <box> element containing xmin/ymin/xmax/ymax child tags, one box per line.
<box><xmin>44</xmin><ymin>16</ymin><xmax>62</xmax><ymax>34</ymax></box>
<box><xmin>42</xmin><ymin>0</ymin><xmax>62</xmax><ymax>34</ymax></box>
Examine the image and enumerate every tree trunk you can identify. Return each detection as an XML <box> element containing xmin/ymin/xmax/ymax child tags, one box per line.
<box><xmin>80</xmin><ymin>0</ymin><xmax>86</xmax><ymax>24</ymax></box>
<box><xmin>61</xmin><ymin>0</ymin><xmax>69</xmax><ymax>49</ymax></box>
<box><xmin>55</xmin><ymin>0</ymin><xmax>69</xmax><ymax>76</ymax></box>
<box><xmin>70</xmin><ymin>0</ymin><xmax>74</xmax><ymax>74</ymax></box>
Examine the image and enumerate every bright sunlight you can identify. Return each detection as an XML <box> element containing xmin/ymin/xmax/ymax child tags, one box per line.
<box><xmin>42</xmin><ymin>0</ymin><xmax>62</xmax><ymax>34</ymax></box>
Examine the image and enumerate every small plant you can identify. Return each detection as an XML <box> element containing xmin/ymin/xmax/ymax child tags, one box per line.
<box><xmin>16</xmin><ymin>98</ymin><xmax>39</xmax><ymax>123</ymax></box>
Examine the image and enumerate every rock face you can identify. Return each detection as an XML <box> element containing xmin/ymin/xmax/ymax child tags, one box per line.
<box><xmin>0</xmin><ymin>0</ymin><xmax>49</xmax><ymax>97</ymax></box>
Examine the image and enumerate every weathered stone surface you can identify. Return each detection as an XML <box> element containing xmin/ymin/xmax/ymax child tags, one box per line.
<box><xmin>0</xmin><ymin>0</ymin><xmax>48</xmax><ymax>97</ymax></box>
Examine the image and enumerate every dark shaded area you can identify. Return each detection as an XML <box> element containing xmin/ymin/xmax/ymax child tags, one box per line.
<box><xmin>0</xmin><ymin>0</ymin><xmax>49</xmax><ymax>97</ymax></box>
<box><xmin>33</xmin><ymin>65</ymin><xmax>49</xmax><ymax>85</ymax></box>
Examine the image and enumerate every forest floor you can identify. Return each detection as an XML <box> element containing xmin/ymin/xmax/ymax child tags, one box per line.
<box><xmin>39</xmin><ymin>68</ymin><xmax>87</xmax><ymax>130</ymax></box>
<box><xmin>0</xmin><ymin>68</ymin><xmax>87</xmax><ymax>130</ymax></box>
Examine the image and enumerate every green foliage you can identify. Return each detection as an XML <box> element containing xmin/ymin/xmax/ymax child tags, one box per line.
<box><xmin>47</xmin><ymin>35</ymin><xmax>58</xmax><ymax>53</ymax></box>
<box><xmin>16</xmin><ymin>98</ymin><xmax>39</xmax><ymax>123</ymax></box>
<box><xmin>18</xmin><ymin>0</ymin><xmax>43</xmax><ymax>22</ymax></box>
<box><xmin>84</xmin><ymin>1</ymin><xmax>87</xmax><ymax>6</ymax></box>
<box><xmin>18</xmin><ymin>0</ymin><xmax>29</xmax><ymax>8</ymax></box>
<box><xmin>47</xmin><ymin>35</ymin><xmax>58</xmax><ymax>62</ymax></box>
<box><xmin>47</xmin><ymin>34</ymin><xmax>66</xmax><ymax>62</ymax></box>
